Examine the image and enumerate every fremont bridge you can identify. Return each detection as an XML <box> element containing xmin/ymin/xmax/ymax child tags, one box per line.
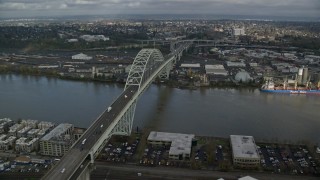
<box><xmin>41</xmin><ymin>41</ymin><xmax>192</xmax><ymax>180</ymax></box>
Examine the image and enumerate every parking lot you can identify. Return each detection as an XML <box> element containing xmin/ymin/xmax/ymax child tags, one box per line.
<box><xmin>98</xmin><ymin>138</ymin><xmax>140</xmax><ymax>163</ymax></box>
<box><xmin>0</xmin><ymin>158</ymin><xmax>53</xmax><ymax>174</ymax></box>
<box><xmin>258</xmin><ymin>144</ymin><xmax>320</xmax><ymax>176</ymax></box>
<box><xmin>95</xmin><ymin>134</ymin><xmax>320</xmax><ymax>178</ymax></box>
<box><xmin>139</xmin><ymin>144</ymin><xmax>169</xmax><ymax>166</ymax></box>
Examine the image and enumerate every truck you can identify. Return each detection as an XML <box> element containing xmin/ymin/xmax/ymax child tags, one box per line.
<box><xmin>107</xmin><ymin>107</ymin><xmax>112</xmax><ymax>112</ymax></box>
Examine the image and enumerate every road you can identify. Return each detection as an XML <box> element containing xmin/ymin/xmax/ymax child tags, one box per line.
<box><xmin>41</xmin><ymin>85</ymin><xmax>138</xmax><ymax>180</ymax></box>
<box><xmin>91</xmin><ymin>162</ymin><xmax>319</xmax><ymax>180</ymax></box>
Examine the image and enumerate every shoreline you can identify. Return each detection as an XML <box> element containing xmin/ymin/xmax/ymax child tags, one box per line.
<box><xmin>0</xmin><ymin>72</ymin><xmax>261</xmax><ymax>89</ymax></box>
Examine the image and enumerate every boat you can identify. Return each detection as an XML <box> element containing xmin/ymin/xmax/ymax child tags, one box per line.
<box><xmin>260</xmin><ymin>80</ymin><xmax>320</xmax><ymax>95</ymax></box>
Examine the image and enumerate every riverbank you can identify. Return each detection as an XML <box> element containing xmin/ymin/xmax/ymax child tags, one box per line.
<box><xmin>0</xmin><ymin>70</ymin><xmax>262</xmax><ymax>89</ymax></box>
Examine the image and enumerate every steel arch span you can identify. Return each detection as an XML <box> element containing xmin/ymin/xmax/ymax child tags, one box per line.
<box><xmin>125</xmin><ymin>48</ymin><xmax>164</xmax><ymax>90</ymax></box>
<box><xmin>112</xmin><ymin>48</ymin><xmax>165</xmax><ymax>137</ymax></box>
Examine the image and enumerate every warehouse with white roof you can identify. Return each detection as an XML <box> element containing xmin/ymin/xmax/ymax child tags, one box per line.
<box><xmin>147</xmin><ymin>131</ymin><xmax>195</xmax><ymax>160</ymax></box>
<box><xmin>230</xmin><ymin>135</ymin><xmax>260</xmax><ymax>168</ymax></box>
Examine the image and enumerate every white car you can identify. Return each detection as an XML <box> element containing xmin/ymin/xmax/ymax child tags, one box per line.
<box><xmin>61</xmin><ymin>168</ymin><xmax>65</xmax><ymax>173</ymax></box>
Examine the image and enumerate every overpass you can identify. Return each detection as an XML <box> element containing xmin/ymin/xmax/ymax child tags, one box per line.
<box><xmin>140</xmin><ymin>39</ymin><xmax>298</xmax><ymax>51</ymax></box>
<box><xmin>41</xmin><ymin>42</ymin><xmax>191</xmax><ymax>180</ymax></box>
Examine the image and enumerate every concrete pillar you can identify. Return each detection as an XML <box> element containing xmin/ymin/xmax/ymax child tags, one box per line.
<box><xmin>170</xmin><ymin>42</ymin><xmax>174</xmax><ymax>52</ymax></box>
<box><xmin>77</xmin><ymin>164</ymin><xmax>92</xmax><ymax>180</ymax></box>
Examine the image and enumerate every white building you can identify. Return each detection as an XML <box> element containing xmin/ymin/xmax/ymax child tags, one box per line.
<box><xmin>249</xmin><ymin>63</ymin><xmax>258</xmax><ymax>67</ymax></box>
<box><xmin>27</xmin><ymin>129</ymin><xmax>40</xmax><ymax>138</ymax></box>
<box><xmin>238</xmin><ymin>176</ymin><xmax>258</xmax><ymax>180</ymax></box>
<box><xmin>67</xmin><ymin>39</ymin><xmax>78</xmax><ymax>43</ymax></box>
<box><xmin>38</xmin><ymin>121</ymin><xmax>54</xmax><ymax>130</ymax></box>
<box><xmin>235</xmin><ymin>71</ymin><xmax>252</xmax><ymax>83</ymax></box>
<box><xmin>180</xmin><ymin>63</ymin><xmax>201</xmax><ymax>69</ymax></box>
<box><xmin>205</xmin><ymin>65</ymin><xmax>228</xmax><ymax>76</ymax></box>
<box><xmin>37</xmin><ymin>128</ymin><xmax>50</xmax><ymax>138</ymax></box>
<box><xmin>40</xmin><ymin>123</ymin><xmax>74</xmax><ymax>156</ymax></box>
<box><xmin>147</xmin><ymin>131</ymin><xmax>195</xmax><ymax>160</ymax></box>
<box><xmin>0</xmin><ymin>161</ymin><xmax>10</xmax><ymax>171</ymax></box>
<box><xmin>0</xmin><ymin>136</ymin><xmax>17</xmax><ymax>151</ymax></box>
<box><xmin>8</xmin><ymin>123</ymin><xmax>24</xmax><ymax>136</ymax></box>
<box><xmin>17</xmin><ymin>126</ymin><xmax>32</xmax><ymax>137</ymax></box>
<box><xmin>226</xmin><ymin>61</ymin><xmax>246</xmax><ymax>67</ymax></box>
<box><xmin>80</xmin><ymin>35</ymin><xmax>109</xmax><ymax>42</ymax></box>
<box><xmin>0</xmin><ymin>118</ymin><xmax>13</xmax><ymax>133</ymax></box>
<box><xmin>38</xmin><ymin>65</ymin><xmax>59</xmax><ymax>69</ymax></box>
<box><xmin>72</xmin><ymin>53</ymin><xmax>93</xmax><ymax>60</ymax></box>
<box><xmin>15</xmin><ymin>137</ymin><xmax>39</xmax><ymax>153</ymax></box>
<box><xmin>233</xmin><ymin>28</ymin><xmax>246</xmax><ymax>36</ymax></box>
<box><xmin>21</xmin><ymin>119</ymin><xmax>38</xmax><ymax>128</ymax></box>
<box><xmin>230</xmin><ymin>135</ymin><xmax>260</xmax><ymax>168</ymax></box>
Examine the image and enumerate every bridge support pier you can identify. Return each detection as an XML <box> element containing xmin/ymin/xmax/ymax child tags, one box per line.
<box><xmin>111</xmin><ymin>101</ymin><xmax>137</xmax><ymax>136</ymax></box>
<box><xmin>159</xmin><ymin>61</ymin><xmax>172</xmax><ymax>80</ymax></box>
<box><xmin>77</xmin><ymin>164</ymin><xmax>94</xmax><ymax>180</ymax></box>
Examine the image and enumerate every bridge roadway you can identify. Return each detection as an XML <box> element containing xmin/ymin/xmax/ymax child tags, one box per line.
<box><xmin>42</xmin><ymin>85</ymin><xmax>138</xmax><ymax>180</ymax></box>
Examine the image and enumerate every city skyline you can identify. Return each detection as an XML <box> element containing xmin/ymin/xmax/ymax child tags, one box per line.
<box><xmin>0</xmin><ymin>0</ymin><xmax>319</xmax><ymax>19</ymax></box>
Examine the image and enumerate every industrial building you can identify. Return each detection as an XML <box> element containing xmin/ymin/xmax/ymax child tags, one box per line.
<box><xmin>147</xmin><ymin>131</ymin><xmax>195</xmax><ymax>160</ymax></box>
<box><xmin>205</xmin><ymin>65</ymin><xmax>228</xmax><ymax>76</ymax></box>
<box><xmin>72</xmin><ymin>53</ymin><xmax>93</xmax><ymax>60</ymax></box>
<box><xmin>180</xmin><ymin>63</ymin><xmax>201</xmax><ymax>69</ymax></box>
<box><xmin>40</xmin><ymin>123</ymin><xmax>74</xmax><ymax>156</ymax></box>
<box><xmin>230</xmin><ymin>135</ymin><xmax>260</xmax><ymax>169</ymax></box>
<box><xmin>226</xmin><ymin>61</ymin><xmax>246</xmax><ymax>67</ymax></box>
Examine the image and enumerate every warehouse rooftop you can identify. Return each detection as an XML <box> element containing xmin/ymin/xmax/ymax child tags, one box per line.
<box><xmin>230</xmin><ymin>135</ymin><xmax>260</xmax><ymax>159</ymax></box>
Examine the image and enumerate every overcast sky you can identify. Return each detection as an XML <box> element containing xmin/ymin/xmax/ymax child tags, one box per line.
<box><xmin>0</xmin><ymin>0</ymin><xmax>319</xmax><ymax>19</ymax></box>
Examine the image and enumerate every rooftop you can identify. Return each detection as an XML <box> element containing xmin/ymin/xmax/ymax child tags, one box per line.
<box><xmin>148</xmin><ymin>131</ymin><xmax>195</xmax><ymax>155</ymax></box>
<box><xmin>205</xmin><ymin>64</ymin><xmax>225</xmax><ymax>70</ymax></box>
<box><xmin>180</xmin><ymin>63</ymin><xmax>201</xmax><ymax>68</ymax></box>
<box><xmin>40</xmin><ymin>123</ymin><xmax>73</xmax><ymax>141</ymax></box>
<box><xmin>230</xmin><ymin>135</ymin><xmax>260</xmax><ymax>159</ymax></box>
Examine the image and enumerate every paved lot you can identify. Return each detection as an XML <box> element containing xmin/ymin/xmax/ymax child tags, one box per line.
<box><xmin>92</xmin><ymin>162</ymin><xmax>320</xmax><ymax>180</ymax></box>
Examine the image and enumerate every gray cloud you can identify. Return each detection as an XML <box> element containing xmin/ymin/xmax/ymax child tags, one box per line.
<box><xmin>0</xmin><ymin>0</ymin><xmax>319</xmax><ymax>18</ymax></box>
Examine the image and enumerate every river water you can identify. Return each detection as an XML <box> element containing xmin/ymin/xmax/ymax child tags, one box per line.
<box><xmin>0</xmin><ymin>74</ymin><xmax>319</xmax><ymax>143</ymax></box>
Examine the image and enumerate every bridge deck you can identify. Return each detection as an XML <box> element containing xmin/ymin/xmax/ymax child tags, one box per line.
<box><xmin>42</xmin><ymin>85</ymin><xmax>138</xmax><ymax>180</ymax></box>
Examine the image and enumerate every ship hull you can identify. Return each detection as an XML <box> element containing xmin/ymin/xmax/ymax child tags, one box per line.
<box><xmin>260</xmin><ymin>89</ymin><xmax>320</xmax><ymax>94</ymax></box>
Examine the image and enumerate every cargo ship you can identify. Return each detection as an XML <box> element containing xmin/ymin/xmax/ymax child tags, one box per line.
<box><xmin>260</xmin><ymin>80</ymin><xmax>320</xmax><ymax>94</ymax></box>
<box><xmin>260</xmin><ymin>67</ymin><xmax>320</xmax><ymax>94</ymax></box>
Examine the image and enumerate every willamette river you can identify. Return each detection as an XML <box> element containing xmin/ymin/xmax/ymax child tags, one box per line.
<box><xmin>0</xmin><ymin>74</ymin><xmax>320</xmax><ymax>143</ymax></box>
